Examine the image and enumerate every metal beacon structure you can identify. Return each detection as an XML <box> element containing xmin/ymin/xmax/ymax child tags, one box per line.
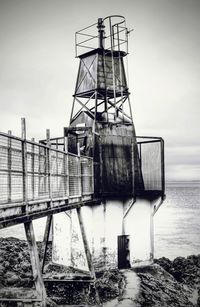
<box><xmin>53</xmin><ymin>15</ymin><xmax>165</xmax><ymax>271</ymax></box>
<box><xmin>0</xmin><ymin>15</ymin><xmax>165</xmax><ymax>305</ymax></box>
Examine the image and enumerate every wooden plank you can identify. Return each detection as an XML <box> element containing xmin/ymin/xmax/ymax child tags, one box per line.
<box><xmin>24</xmin><ymin>221</ymin><xmax>47</xmax><ymax>306</ymax></box>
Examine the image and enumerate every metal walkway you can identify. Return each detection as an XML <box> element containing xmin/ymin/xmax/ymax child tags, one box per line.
<box><xmin>0</xmin><ymin>128</ymin><xmax>94</xmax><ymax>229</ymax></box>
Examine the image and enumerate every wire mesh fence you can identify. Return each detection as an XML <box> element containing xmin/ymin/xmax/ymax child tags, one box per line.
<box><xmin>0</xmin><ymin>132</ymin><xmax>94</xmax><ymax>205</ymax></box>
<box><xmin>137</xmin><ymin>137</ymin><xmax>164</xmax><ymax>195</ymax></box>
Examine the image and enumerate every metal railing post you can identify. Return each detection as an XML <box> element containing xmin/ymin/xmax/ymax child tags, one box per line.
<box><xmin>31</xmin><ymin>138</ymin><xmax>35</xmax><ymax>201</ymax></box>
<box><xmin>161</xmin><ymin>139</ymin><xmax>165</xmax><ymax>198</ymax></box>
<box><xmin>56</xmin><ymin>139</ymin><xmax>58</xmax><ymax>198</ymax></box>
<box><xmin>21</xmin><ymin>118</ymin><xmax>28</xmax><ymax>213</ymax></box>
<box><xmin>77</xmin><ymin>142</ymin><xmax>82</xmax><ymax>199</ymax></box>
<box><xmin>131</xmin><ymin>139</ymin><xmax>135</xmax><ymax>196</ymax></box>
<box><xmin>7</xmin><ymin>130</ymin><xmax>12</xmax><ymax>203</ymax></box>
<box><xmin>64</xmin><ymin>136</ymin><xmax>69</xmax><ymax>198</ymax></box>
<box><xmin>46</xmin><ymin>129</ymin><xmax>52</xmax><ymax>206</ymax></box>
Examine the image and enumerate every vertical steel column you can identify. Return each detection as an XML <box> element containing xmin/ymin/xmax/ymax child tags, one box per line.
<box><xmin>139</xmin><ymin>143</ymin><xmax>142</xmax><ymax>170</ymax></box>
<box><xmin>99</xmin><ymin>142</ymin><xmax>103</xmax><ymax>195</ymax></box>
<box><xmin>97</xmin><ymin>18</ymin><xmax>105</xmax><ymax>49</ymax></box>
<box><xmin>131</xmin><ymin>139</ymin><xmax>135</xmax><ymax>196</ymax></box>
<box><xmin>150</xmin><ymin>204</ymin><xmax>154</xmax><ymax>261</ymax></box>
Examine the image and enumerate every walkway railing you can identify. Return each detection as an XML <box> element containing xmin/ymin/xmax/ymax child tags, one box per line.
<box><xmin>0</xmin><ymin>132</ymin><xmax>93</xmax><ymax>205</ymax></box>
<box><xmin>0</xmin><ymin>121</ymin><xmax>94</xmax><ymax>228</ymax></box>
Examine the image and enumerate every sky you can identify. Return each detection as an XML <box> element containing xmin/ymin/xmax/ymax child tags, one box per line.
<box><xmin>0</xmin><ymin>0</ymin><xmax>199</xmax><ymax>182</ymax></box>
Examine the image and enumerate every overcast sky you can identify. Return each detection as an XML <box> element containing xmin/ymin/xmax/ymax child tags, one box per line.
<box><xmin>0</xmin><ymin>0</ymin><xmax>199</xmax><ymax>182</ymax></box>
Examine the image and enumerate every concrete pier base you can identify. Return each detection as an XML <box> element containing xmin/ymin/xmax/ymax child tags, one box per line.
<box><xmin>52</xmin><ymin>197</ymin><xmax>161</xmax><ymax>270</ymax></box>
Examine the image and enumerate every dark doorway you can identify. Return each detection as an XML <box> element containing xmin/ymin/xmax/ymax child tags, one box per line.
<box><xmin>117</xmin><ymin>235</ymin><xmax>130</xmax><ymax>269</ymax></box>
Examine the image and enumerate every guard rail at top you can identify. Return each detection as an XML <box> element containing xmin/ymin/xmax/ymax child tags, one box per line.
<box><xmin>75</xmin><ymin>15</ymin><xmax>128</xmax><ymax>57</ymax></box>
<box><xmin>136</xmin><ymin>136</ymin><xmax>165</xmax><ymax>198</ymax></box>
<box><xmin>0</xmin><ymin>131</ymin><xmax>94</xmax><ymax>206</ymax></box>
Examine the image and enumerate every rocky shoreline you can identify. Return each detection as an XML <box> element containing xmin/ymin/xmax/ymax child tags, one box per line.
<box><xmin>0</xmin><ymin>237</ymin><xmax>200</xmax><ymax>306</ymax></box>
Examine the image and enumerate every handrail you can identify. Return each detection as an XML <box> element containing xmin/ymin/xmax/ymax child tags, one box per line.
<box><xmin>0</xmin><ymin>131</ymin><xmax>94</xmax><ymax>207</ymax></box>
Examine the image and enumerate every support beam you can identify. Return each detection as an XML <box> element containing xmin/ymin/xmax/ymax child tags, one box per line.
<box><xmin>76</xmin><ymin>207</ymin><xmax>101</xmax><ymax>305</ymax></box>
<box><xmin>123</xmin><ymin>198</ymin><xmax>136</xmax><ymax>219</ymax></box>
<box><xmin>122</xmin><ymin>198</ymin><xmax>136</xmax><ymax>235</ymax></box>
<box><xmin>24</xmin><ymin>221</ymin><xmax>47</xmax><ymax>306</ymax></box>
<box><xmin>76</xmin><ymin>207</ymin><xmax>94</xmax><ymax>277</ymax></box>
<box><xmin>41</xmin><ymin>215</ymin><xmax>52</xmax><ymax>273</ymax></box>
<box><xmin>153</xmin><ymin>197</ymin><xmax>165</xmax><ymax>216</ymax></box>
<box><xmin>150</xmin><ymin>204</ymin><xmax>154</xmax><ymax>261</ymax></box>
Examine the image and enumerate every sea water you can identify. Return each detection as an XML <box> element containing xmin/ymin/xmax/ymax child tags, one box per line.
<box><xmin>154</xmin><ymin>181</ymin><xmax>200</xmax><ymax>259</ymax></box>
<box><xmin>0</xmin><ymin>181</ymin><xmax>199</xmax><ymax>260</ymax></box>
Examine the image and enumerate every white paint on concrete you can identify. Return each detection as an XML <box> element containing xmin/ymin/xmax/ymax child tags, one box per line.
<box><xmin>52</xmin><ymin>212</ymin><xmax>71</xmax><ymax>266</ymax></box>
<box><xmin>92</xmin><ymin>200</ymin><xmax>124</xmax><ymax>267</ymax></box>
<box><xmin>124</xmin><ymin>198</ymin><xmax>152</xmax><ymax>263</ymax></box>
<box><xmin>71</xmin><ymin>209</ymin><xmax>89</xmax><ymax>271</ymax></box>
<box><xmin>52</xmin><ymin>197</ymin><xmax>159</xmax><ymax>269</ymax></box>
<box><xmin>92</xmin><ymin>203</ymin><xmax>106</xmax><ymax>261</ymax></box>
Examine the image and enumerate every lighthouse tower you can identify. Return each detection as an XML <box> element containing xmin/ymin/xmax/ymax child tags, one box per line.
<box><xmin>53</xmin><ymin>16</ymin><xmax>165</xmax><ymax>270</ymax></box>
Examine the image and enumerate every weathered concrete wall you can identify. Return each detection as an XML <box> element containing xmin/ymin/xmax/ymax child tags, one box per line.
<box><xmin>92</xmin><ymin>200</ymin><xmax>124</xmax><ymax>268</ymax></box>
<box><xmin>124</xmin><ymin>198</ymin><xmax>154</xmax><ymax>264</ymax></box>
<box><xmin>52</xmin><ymin>212</ymin><xmax>71</xmax><ymax>266</ymax></box>
<box><xmin>52</xmin><ymin>198</ymin><xmax>157</xmax><ymax>270</ymax></box>
<box><xmin>70</xmin><ymin>209</ymin><xmax>89</xmax><ymax>271</ymax></box>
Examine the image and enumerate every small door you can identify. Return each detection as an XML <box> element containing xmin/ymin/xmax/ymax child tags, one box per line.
<box><xmin>117</xmin><ymin>235</ymin><xmax>130</xmax><ymax>269</ymax></box>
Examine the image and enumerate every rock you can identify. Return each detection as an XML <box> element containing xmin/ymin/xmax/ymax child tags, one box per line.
<box><xmin>187</xmin><ymin>255</ymin><xmax>200</xmax><ymax>268</ymax></box>
<box><xmin>4</xmin><ymin>271</ymin><xmax>20</xmax><ymax>286</ymax></box>
<box><xmin>156</xmin><ymin>254</ymin><xmax>200</xmax><ymax>288</ymax></box>
<box><xmin>154</xmin><ymin>256</ymin><xmax>173</xmax><ymax>272</ymax></box>
<box><xmin>134</xmin><ymin>264</ymin><xmax>195</xmax><ymax>307</ymax></box>
<box><xmin>0</xmin><ymin>263</ymin><xmax>5</xmax><ymax>275</ymax></box>
<box><xmin>0</xmin><ymin>237</ymin><xmax>200</xmax><ymax>306</ymax></box>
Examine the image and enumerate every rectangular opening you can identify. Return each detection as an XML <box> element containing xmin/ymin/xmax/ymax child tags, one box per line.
<box><xmin>117</xmin><ymin>235</ymin><xmax>130</xmax><ymax>269</ymax></box>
